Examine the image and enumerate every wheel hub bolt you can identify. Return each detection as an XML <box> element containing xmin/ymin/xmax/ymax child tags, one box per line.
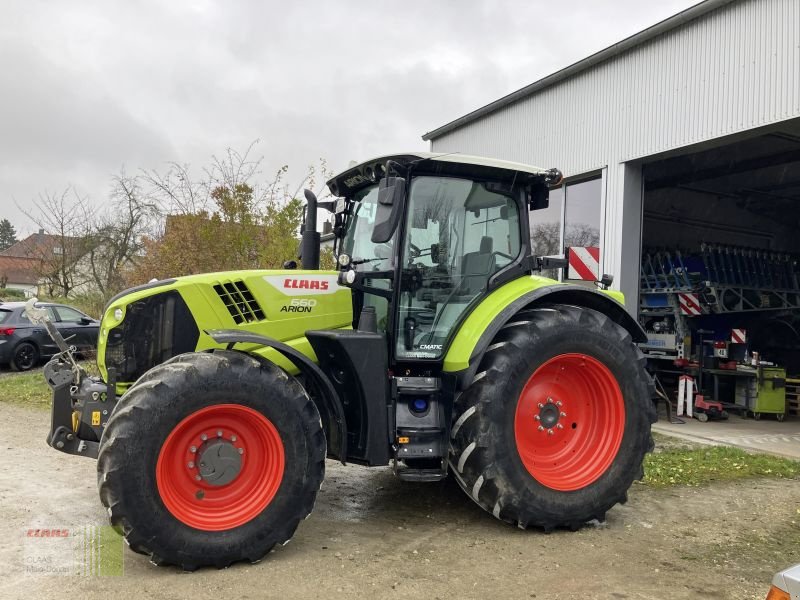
<box><xmin>200</xmin><ymin>434</ymin><xmax>208</xmax><ymax>441</ymax></box>
<box><xmin>238</xmin><ymin>448</ymin><xmax>244</xmax><ymax>455</ymax></box>
<box><xmin>537</xmin><ymin>425</ymin><xmax>545</xmax><ymax>431</ymax></box>
<box><xmin>534</xmin><ymin>415</ymin><xmax>541</xmax><ymax>421</ymax></box>
<box><xmin>194</xmin><ymin>475</ymin><xmax>202</xmax><ymax>481</ymax></box>
<box><xmin>560</xmin><ymin>411</ymin><xmax>567</xmax><ymax>418</ymax></box>
<box><xmin>557</xmin><ymin>424</ymin><xmax>564</xmax><ymax>430</ymax></box>
<box><xmin>190</xmin><ymin>446</ymin><xmax>197</xmax><ymax>453</ymax></box>
<box><xmin>231</xmin><ymin>435</ymin><xmax>237</xmax><ymax>442</ymax></box>
<box><xmin>556</xmin><ymin>400</ymin><xmax>562</xmax><ymax>407</ymax></box>
<box><xmin>216</xmin><ymin>430</ymin><xmax>223</xmax><ymax>437</ymax></box>
<box><xmin>537</xmin><ymin>402</ymin><xmax>543</xmax><ymax>408</ymax></box>
<box><xmin>187</xmin><ymin>461</ymin><xmax>194</xmax><ymax>468</ymax></box>
<box><xmin>547</xmin><ymin>429</ymin><xmax>554</xmax><ymax>435</ymax></box>
<box><xmin>547</xmin><ymin>398</ymin><xmax>553</xmax><ymax>404</ymax></box>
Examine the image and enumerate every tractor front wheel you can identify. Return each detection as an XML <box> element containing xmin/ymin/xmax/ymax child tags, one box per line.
<box><xmin>450</xmin><ymin>304</ymin><xmax>656</xmax><ymax>530</ymax></box>
<box><xmin>97</xmin><ymin>350</ymin><xmax>325</xmax><ymax>569</ymax></box>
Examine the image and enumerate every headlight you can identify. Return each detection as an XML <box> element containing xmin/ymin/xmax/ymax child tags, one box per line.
<box><xmin>113</xmin><ymin>308</ymin><xmax>124</xmax><ymax>321</ymax></box>
<box><xmin>338</xmin><ymin>253</ymin><xmax>351</xmax><ymax>267</ymax></box>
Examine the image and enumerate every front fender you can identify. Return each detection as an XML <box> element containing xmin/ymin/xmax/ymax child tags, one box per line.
<box><xmin>206</xmin><ymin>329</ymin><xmax>348</xmax><ymax>463</ymax></box>
<box><xmin>443</xmin><ymin>276</ymin><xmax>645</xmax><ymax>384</ymax></box>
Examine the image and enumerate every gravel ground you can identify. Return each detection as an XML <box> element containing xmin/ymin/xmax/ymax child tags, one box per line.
<box><xmin>0</xmin><ymin>401</ymin><xmax>797</xmax><ymax>600</ymax></box>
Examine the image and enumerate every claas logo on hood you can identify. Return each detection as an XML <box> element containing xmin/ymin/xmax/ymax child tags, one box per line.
<box><xmin>283</xmin><ymin>279</ymin><xmax>329</xmax><ymax>291</ymax></box>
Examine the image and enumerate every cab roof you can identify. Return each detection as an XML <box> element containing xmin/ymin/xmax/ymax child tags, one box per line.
<box><xmin>326</xmin><ymin>152</ymin><xmax>551</xmax><ymax>198</ymax></box>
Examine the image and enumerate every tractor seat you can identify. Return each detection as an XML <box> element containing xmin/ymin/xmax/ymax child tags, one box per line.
<box><xmin>460</xmin><ymin>236</ymin><xmax>496</xmax><ymax>295</ymax></box>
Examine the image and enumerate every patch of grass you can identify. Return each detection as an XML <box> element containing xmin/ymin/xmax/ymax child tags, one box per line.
<box><xmin>0</xmin><ymin>370</ymin><xmax>52</xmax><ymax>410</ymax></box>
<box><xmin>642</xmin><ymin>444</ymin><xmax>800</xmax><ymax>488</ymax></box>
<box><xmin>0</xmin><ymin>362</ymin><xmax>98</xmax><ymax>411</ymax></box>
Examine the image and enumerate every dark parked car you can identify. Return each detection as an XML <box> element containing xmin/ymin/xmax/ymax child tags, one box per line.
<box><xmin>0</xmin><ymin>301</ymin><xmax>99</xmax><ymax>371</ymax></box>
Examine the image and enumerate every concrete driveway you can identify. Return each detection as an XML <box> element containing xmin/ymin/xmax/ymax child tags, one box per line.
<box><xmin>653</xmin><ymin>413</ymin><xmax>800</xmax><ymax>460</ymax></box>
<box><xmin>0</xmin><ymin>402</ymin><xmax>798</xmax><ymax>600</ymax></box>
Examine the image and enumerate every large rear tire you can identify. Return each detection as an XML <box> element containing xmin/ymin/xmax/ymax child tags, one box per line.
<box><xmin>97</xmin><ymin>350</ymin><xmax>325</xmax><ymax>569</ymax></box>
<box><xmin>449</xmin><ymin>304</ymin><xmax>656</xmax><ymax>530</ymax></box>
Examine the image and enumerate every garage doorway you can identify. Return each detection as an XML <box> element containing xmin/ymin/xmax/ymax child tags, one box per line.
<box><xmin>639</xmin><ymin>119</ymin><xmax>800</xmax><ymax>419</ymax></box>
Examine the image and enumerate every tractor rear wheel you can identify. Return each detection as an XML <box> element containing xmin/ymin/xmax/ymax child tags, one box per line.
<box><xmin>450</xmin><ymin>304</ymin><xmax>656</xmax><ymax>531</ymax></box>
<box><xmin>97</xmin><ymin>350</ymin><xmax>325</xmax><ymax>569</ymax></box>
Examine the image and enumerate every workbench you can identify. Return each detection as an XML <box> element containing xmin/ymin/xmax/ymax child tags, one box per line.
<box><xmin>699</xmin><ymin>367</ymin><xmax>755</xmax><ymax>409</ymax></box>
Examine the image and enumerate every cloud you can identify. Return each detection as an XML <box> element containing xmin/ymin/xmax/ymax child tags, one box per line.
<box><xmin>0</xmin><ymin>0</ymin><xmax>701</xmax><ymax>234</ymax></box>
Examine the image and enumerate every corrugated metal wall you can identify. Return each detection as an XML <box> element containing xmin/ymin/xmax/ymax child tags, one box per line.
<box><xmin>429</xmin><ymin>0</ymin><xmax>800</xmax><ymax>307</ymax></box>
<box><xmin>430</xmin><ymin>0</ymin><xmax>800</xmax><ymax>174</ymax></box>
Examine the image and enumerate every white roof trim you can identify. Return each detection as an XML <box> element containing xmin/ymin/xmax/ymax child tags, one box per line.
<box><xmin>341</xmin><ymin>151</ymin><xmax>549</xmax><ymax>177</ymax></box>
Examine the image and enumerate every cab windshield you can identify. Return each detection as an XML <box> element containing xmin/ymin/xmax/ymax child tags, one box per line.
<box><xmin>339</xmin><ymin>176</ymin><xmax>521</xmax><ymax>359</ymax></box>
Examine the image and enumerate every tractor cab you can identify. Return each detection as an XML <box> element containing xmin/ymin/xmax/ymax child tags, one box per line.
<box><xmin>293</xmin><ymin>153</ymin><xmax>564</xmax><ymax>478</ymax></box>
<box><xmin>325</xmin><ymin>153</ymin><xmax>561</xmax><ymax>364</ymax></box>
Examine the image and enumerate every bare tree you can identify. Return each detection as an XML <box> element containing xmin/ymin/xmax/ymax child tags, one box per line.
<box><xmin>565</xmin><ymin>223</ymin><xmax>600</xmax><ymax>248</ymax></box>
<box><xmin>530</xmin><ymin>221</ymin><xmax>562</xmax><ymax>258</ymax></box>
<box><xmin>19</xmin><ymin>187</ymin><xmax>95</xmax><ymax>297</ymax></box>
<box><xmin>130</xmin><ymin>142</ymin><xmax>317</xmax><ymax>282</ymax></box>
<box><xmin>140</xmin><ymin>161</ymin><xmax>209</xmax><ymax>217</ymax></box>
<box><xmin>88</xmin><ymin>170</ymin><xmax>159</xmax><ymax>295</ymax></box>
<box><xmin>140</xmin><ymin>140</ymin><xmax>330</xmax><ymax>222</ymax></box>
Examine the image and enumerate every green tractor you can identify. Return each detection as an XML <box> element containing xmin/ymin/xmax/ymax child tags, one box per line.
<box><xmin>35</xmin><ymin>153</ymin><xmax>655</xmax><ymax>569</ymax></box>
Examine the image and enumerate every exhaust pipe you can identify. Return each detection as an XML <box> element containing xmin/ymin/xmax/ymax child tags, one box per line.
<box><xmin>300</xmin><ymin>189</ymin><xmax>321</xmax><ymax>270</ymax></box>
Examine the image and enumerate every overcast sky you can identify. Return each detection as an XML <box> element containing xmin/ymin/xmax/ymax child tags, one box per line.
<box><xmin>0</xmin><ymin>0</ymin><xmax>701</xmax><ymax>235</ymax></box>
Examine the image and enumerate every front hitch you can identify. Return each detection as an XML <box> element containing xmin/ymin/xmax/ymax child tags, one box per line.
<box><xmin>43</xmin><ymin>359</ymin><xmax>117</xmax><ymax>459</ymax></box>
<box><xmin>24</xmin><ymin>299</ymin><xmax>118</xmax><ymax>459</ymax></box>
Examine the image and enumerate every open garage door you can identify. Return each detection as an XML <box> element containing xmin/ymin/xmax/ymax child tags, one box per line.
<box><xmin>639</xmin><ymin>120</ymin><xmax>800</xmax><ymax>419</ymax></box>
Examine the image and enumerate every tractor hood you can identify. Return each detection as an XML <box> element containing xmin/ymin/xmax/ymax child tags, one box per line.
<box><xmin>98</xmin><ymin>270</ymin><xmax>353</xmax><ymax>388</ymax></box>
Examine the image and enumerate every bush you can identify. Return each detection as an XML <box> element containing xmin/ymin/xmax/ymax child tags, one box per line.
<box><xmin>0</xmin><ymin>288</ymin><xmax>26</xmax><ymax>301</ymax></box>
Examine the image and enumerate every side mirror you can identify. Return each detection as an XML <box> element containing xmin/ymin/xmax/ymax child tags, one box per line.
<box><xmin>528</xmin><ymin>181</ymin><xmax>550</xmax><ymax>211</ymax></box>
<box><xmin>371</xmin><ymin>176</ymin><xmax>406</xmax><ymax>243</ymax></box>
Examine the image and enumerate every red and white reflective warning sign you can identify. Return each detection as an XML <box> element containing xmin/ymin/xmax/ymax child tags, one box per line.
<box><xmin>678</xmin><ymin>293</ymin><xmax>702</xmax><ymax>316</ymax></box>
<box><xmin>567</xmin><ymin>246</ymin><xmax>600</xmax><ymax>281</ymax></box>
<box><xmin>731</xmin><ymin>328</ymin><xmax>747</xmax><ymax>344</ymax></box>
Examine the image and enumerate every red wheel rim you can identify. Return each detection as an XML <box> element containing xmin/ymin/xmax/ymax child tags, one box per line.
<box><xmin>514</xmin><ymin>353</ymin><xmax>625</xmax><ymax>491</ymax></box>
<box><xmin>156</xmin><ymin>404</ymin><xmax>285</xmax><ymax>531</ymax></box>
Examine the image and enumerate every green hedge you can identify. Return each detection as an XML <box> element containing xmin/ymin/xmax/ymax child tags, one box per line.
<box><xmin>0</xmin><ymin>288</ymin><xmax>26</xmax><ymax>300</ymax></box>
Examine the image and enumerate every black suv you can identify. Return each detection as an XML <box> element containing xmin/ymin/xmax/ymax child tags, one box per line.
<box><xmin>0</xmin><ymin>302</ymin><xmax>99</xmax><ymax>371</ymax></box>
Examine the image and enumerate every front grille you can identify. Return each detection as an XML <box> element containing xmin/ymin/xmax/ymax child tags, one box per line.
<box><xmin>213</xmin><ymin>280</ymin><xmax>265</xmax><ymax>324</ymax></box>
<box><xmin>105</xmin><ymin>291</ymin><xmax>199</xmax><ymax>383</ymax></box>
